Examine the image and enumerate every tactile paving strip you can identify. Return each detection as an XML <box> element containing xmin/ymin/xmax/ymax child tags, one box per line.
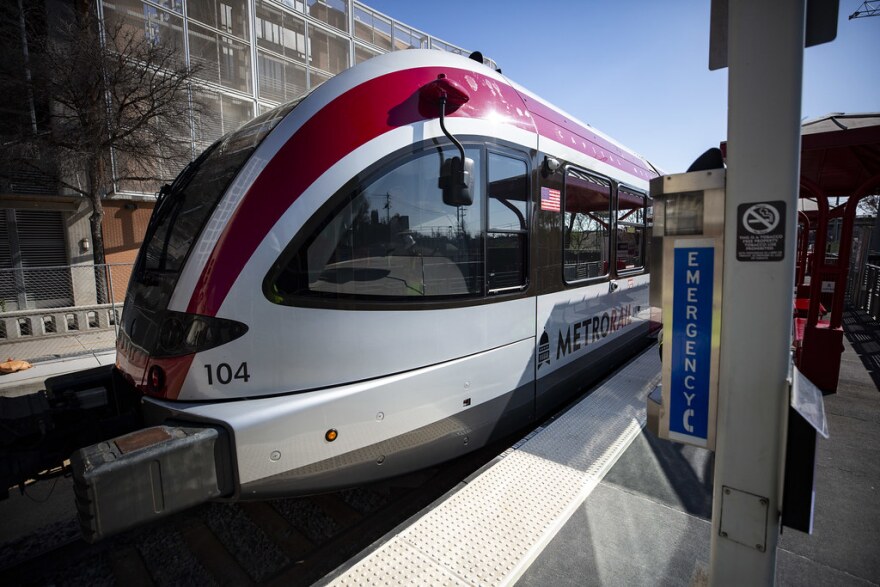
<box><xmin>329</xmin><ymin>347</ymin><xmax>661</xmax><ymax>587</ymax></box>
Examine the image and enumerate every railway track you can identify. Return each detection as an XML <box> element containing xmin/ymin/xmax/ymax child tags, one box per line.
<box><xmin>0</xmin><ymin>433</ymin><xmax>518</xmax><ymax>586</ymax></box>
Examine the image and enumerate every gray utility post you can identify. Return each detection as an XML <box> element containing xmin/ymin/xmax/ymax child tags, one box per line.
<box><xmin>709</xmin><ymin>0</ymin><xmax>805</xmax><ymax>584</ymax></box>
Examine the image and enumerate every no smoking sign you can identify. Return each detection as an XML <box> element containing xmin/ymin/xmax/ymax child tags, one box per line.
<box><xmin>736</xmin><ymin>201</ymin><xmax>786</xmax><ymax>262</ymax></box>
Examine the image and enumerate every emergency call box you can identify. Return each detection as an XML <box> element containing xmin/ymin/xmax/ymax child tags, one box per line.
<box><xmin>648</xmin><ymin>170</ymin><xmax>725</xmax><ymax>450</ymax></box>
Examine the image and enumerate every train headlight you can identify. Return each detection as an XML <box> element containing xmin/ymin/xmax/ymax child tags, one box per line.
<box><xmin>158</xmin><ymin>316</ymin><xmax>184</xmax><ymax>351</ymax></box>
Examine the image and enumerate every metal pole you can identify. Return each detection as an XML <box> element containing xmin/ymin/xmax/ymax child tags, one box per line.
<box><xmin>710</xmin><ymin>0</ymin><xmax>805</xmax><ymax>584</ymax></box>
<box><xmin>105</xmin><ymin>263</ymin><xmax>118</xmax><ymax>337</ymax></box>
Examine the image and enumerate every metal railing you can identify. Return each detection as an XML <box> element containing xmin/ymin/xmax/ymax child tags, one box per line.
<box><xmin>855</xmin><ymin>263</ymin><xmax>880</xmax><ymax>322</ymax></box>
<box><xmin>0</xmin><ymin>264</ymin><xmax>133</xmax><ymax>362</ymax></box>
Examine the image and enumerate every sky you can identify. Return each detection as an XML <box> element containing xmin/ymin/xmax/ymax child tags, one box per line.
<box><xmin>364</xmin><ymin>1</ymin><xmax>880</xmax><ymax>174</ymax></box>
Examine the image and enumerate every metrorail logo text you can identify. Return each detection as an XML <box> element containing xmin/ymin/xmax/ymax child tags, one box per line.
<box><xmin>556</xmin><ymin>304</ymin><xmax>635</xmax><ymax>359</ymax></box>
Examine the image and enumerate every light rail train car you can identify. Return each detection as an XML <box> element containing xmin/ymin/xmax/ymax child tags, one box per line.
<box><xmin>66</xmin><ymin>49</ymin><xmax>659</xmax><ymax>539</ymax></box>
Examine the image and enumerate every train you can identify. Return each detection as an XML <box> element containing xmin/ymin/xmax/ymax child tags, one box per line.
<box><xmin>4</xmin><ymin>49</ymin><xmax>660</xmax><ymax>541</ymax></box>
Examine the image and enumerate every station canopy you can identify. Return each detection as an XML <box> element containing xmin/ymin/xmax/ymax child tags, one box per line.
<box><xmin>800</xmin><ymin>113</ymin><xmax>880</xmax><ymax>198</ymax></box>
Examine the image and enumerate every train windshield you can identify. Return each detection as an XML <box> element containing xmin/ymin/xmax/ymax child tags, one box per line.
<box><xmin>141</xmin><ymin>101</ymin><xmax>297</xmax><ymax>275</ymax></box>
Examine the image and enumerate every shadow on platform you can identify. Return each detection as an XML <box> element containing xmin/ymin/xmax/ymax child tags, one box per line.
<box><xmin>842</xmin><ymin>307</ymin><xmax>880</xmax><ymax>390</ymax></box>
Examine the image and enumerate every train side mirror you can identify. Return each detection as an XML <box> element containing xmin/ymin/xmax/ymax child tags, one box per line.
<box><xmin>440</xmin><ymin>156</ymin><xmax>474</xmax><ymax>207</ymax></box>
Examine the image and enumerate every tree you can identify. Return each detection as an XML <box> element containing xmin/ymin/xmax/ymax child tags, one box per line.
<box><xmin>858</xmin><ymin>194</ymin><xmax>879</xmax><ymax>217</ymax></box>
<box><xmin>0</xmin><ymin>0</ymin><xmax>207</xmax><ymax>268</ymax></box>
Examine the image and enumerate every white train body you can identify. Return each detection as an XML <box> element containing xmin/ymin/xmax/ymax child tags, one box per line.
<box><xmin>115</xmin><ymin>49</ymin><xmax>657</xmax><ymax>499</ymax></box>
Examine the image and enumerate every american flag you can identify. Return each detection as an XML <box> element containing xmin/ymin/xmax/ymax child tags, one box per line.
<box><xmin>541</xmin><ymin>186</ymin><xmax>561</xmax><ymax>212</ymax></box>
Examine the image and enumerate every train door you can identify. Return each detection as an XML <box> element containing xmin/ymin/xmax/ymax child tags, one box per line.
<box><xmin>532</xmin><ymin>157</ymin><xmax>651</xmax><ymax>417</ymax></box>
<box><xmin>482</xmin><ymin>146</ymin><xmax>539</xmax><ymax>434</ymax></box>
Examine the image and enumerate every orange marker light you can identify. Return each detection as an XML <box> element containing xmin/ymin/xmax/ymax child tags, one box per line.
<box><xmin>325</xmin><ymin>429</ymin><xmax>338</xmax><ymax>442</ymax></box>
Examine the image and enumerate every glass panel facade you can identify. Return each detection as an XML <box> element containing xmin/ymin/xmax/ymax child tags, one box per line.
<box><xmin>563</xmin><ymin>169</ymin><xmax>611</xmax><ymax>282</ymax></box>
<box><xmin>256</xmin><ymin>1</ymin><xmax>307</xmax><ymax>62</ymax></box>
<box><xmin>393</xmin><ymin>22</ymin><xmax>425</xmax><ymax>51</ymax></box>
<box><xmin>103</xmin><ymin>0</ymin><xmax>185</xmax><ymax>56</ymax></box>
<box><xmin>276</xmin><ymin>0</ymin><xmax>305</xmax><ymax>12</ymax></box>
<box><xmin>96</xmin><ymin>0</ymin><xmax>468</xmax><ymax>195</ymax></box>
<box><xmin>353</xmin><ymin>5</ymin><xmax>391</xmax><ymax>50</ymax></box>
<box><xmin>310</xmin><ymin>69</ymin><xmax>331</xmax><ymax>87</ymax></box>
<box><xmin>189</xmin><ymin>22</ymin><xmax>252</xmax><ymax>93</ymax></box>
<box><xmin>188</xmin><ymin>0</ymin><xmax>250</xmax><ymax>41</ymax></box>
<box><xmin>220</xmin><ymin>93</ymin><xmax>255</xmax><ymax>134</ymax></box>
<box><xmin>307</xmin><ymin>0</ymin><xmax>348</xmax><ymax>32</ymax></box>
<box><xmin>193</xmin><ymin>90</ymin><xmax>253</xmax><ymax>144</ymax></box>
<box><xmin>258</xmin><ymin>50</ymin><xmax>307</xmax><ymax>101</ymax></box>
<box><xmin>193</xmin><ymin>91</ymin><xmax>223</xmax><ymax>145</ymax></box>
<box><xmin>354</xmin><ymin>43</ymin><xmax>379</xmax><ymax>64</ymax></box>
<box><xmin>309</xmin><ymin>24</ymin><xmax>349</xmax><ymax>74</ymax></box>
<box><xmin>153</xmin><ymin>0</ymin><xmax>183</xmax><ymax>13</ymax></box>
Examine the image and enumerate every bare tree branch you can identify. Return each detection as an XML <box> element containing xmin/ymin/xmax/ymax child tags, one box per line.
<box><xmin>0</xmin><ymin>2</ymin><xmax>212</xmax><ymax>267</ymax></box>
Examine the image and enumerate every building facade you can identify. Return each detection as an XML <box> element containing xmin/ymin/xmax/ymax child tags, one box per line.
<box><xmin>0</xmin><ymin>0</ymin><xmax>467</xmax><ymax>312</ymax></box>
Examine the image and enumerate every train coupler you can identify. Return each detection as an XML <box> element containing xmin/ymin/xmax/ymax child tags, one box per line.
<box><xmin>71</xmin><ymin>423</ymin><xmax>234</xmax><ymax>542</ymax></box>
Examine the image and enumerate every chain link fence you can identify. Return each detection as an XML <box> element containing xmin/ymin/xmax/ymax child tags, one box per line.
<box><xmin>0</xmin><ymin>264</ymin><xmax>132</xmax><ymax>363</ymax></box>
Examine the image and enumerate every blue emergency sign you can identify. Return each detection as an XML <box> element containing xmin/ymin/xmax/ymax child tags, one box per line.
<box><xmin>669</xmin><ymin>246</ymin><xmax>714</xmax><ymax>443</ymax></box>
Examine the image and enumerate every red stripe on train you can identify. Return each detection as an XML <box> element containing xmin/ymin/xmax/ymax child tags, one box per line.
<box><xmin>519</xmin><ymin>93</ymin><xmax>656</xmax><ymax>181</ymax></box>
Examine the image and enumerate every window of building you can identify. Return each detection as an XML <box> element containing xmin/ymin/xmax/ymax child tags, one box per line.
<box><xmin>563</xmin><ymin>168</ymin><xmax>611</xmax><ymax>283</ymax></box>
<box><xmin>0</xmin><ymin>210</ymin><xmax>72</xmax><ymax>311</ymax></box>
<box><xmin>152</xmin><ymin>0</ymin><xmax>183</xmax><ymax>13</ymax></box>
<box><xmin>258</xmin><ymin>51</ymin><xmax>307</xmax><ymax>102</ymax></box>
<box><xmin>487</xmin><ymin>152</ymin><xmax>529</xmax><ymax>291</ymax></box>
<box><xmin>192</xmin><ymin>90</ymin><xmax>253</xmax><ymax>145</ymax></box>
<box><xmin>189</xmin><ymin>22</ymin><xmax>252</xmax><ymax>93</ymax></box>
<box><xmin>219</xmin><ymin>94</ymin><xmax>255</xmax><ymax>135</ymax></box>
<box><xmin>308</xmin><ymin>24</ymin><xmax>350</xmax><ymax>74</ymax></box>
<box><xmin>115</xmin><ymin>148</ymin><xmax>177</xmax><ymax>194</ymax></box>
<box><xmin>309</xmin><ymin>69</ymin><xmax>331</xmax><ymax>88</ymax></box>
<box><xmin>256</xmin><ymin>1</ymin><xmax>307</xmax><ymax>63</ymax></box>
<box><xmin>307</xmin><ymin>0</ymin><xmax>348</xmax><ymax>32</ymax></box>
<box><xmin>193</xmin><ymin>91</ymin><xmax>222</xmax><ymax>145</ymax></box>
<box><xmin>188</xmin><ymin>0</ymin><xmax>249</xmax><ymax>41</ymax></box>
<box><xmin>102</xmin><ymin>0</ymin><xmax>185</xmax><ymax>55</ymax></box>
<box><xmin>354</xmin><ymin>43</ymin><xmax>379</xmax><ymax>64</ymax></box>
<box><xmin>616</xmin><ymin>187</ymin><xmax>648</xmax><ymax>272</ymax></box>
<box><xmin>353</xmin><ymin>5</ymin><xmax>391</xmax><ymax>50</ymax></box>
<box><xmin>256</xmin><ymin>1</ymin><xmax>283</xmax><ymax>49</ymax></box>
<box><xmin>276</xmin><ymin>0</ymin><xmax>305</xmax><ymax>12</ymax></box>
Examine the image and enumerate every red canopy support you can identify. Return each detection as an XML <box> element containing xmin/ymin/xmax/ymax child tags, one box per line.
<box><xmin>800</xmin><ymin>177</ymin><xmax>830</xmax><ymax>330</ymax></box>
<box><xmin>796</xmin><ymin>211</ymin><xmax>810</xmax><ymax>289</ymax></box>
<box><xmin>794</xmin><ymin>114</ymin><xmax>880</xmax><ymax>393</ymax></box>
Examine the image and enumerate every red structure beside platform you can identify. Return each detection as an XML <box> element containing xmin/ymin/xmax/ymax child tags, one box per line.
<box><xmin>795</xmin><ymin>114</ymin><xmax>880</xmax><ymax>392</ymax></box>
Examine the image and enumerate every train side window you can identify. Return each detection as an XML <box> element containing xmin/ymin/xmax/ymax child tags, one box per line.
<box><xmin>487</xmin><ymin>152</ymin><xmax>529</xmax><ymax>292</ymax></box>
<box><xmin>271</xmin><ymin>146</ymin><xmax>485</xmax><ymax>300</ymax></box>
<box><xmin>563</xmin><ymin>168</ymin><xmax>611</xmax><ymax>283</ymax></box>
<box><xmin>616</xmin><ymin>187</ymin><xmax>648</xmax><ymax>272</ymax></box>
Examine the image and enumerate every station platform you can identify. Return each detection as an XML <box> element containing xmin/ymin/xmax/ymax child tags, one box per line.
<box><xmin>321</xmin><ymin>308</ymin><xmax>880</xmax><ymax>587</ymax></box>
<box><xmin>0</xmin><ymin>349</ymin><xmax>116</xmax><ymax>398</ymax></box>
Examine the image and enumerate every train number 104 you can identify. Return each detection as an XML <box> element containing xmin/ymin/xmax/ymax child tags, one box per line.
<box><xmin>205</xmin><ymin>362</ymin><xmax>250</xmax><ymax>385</ymax></box>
